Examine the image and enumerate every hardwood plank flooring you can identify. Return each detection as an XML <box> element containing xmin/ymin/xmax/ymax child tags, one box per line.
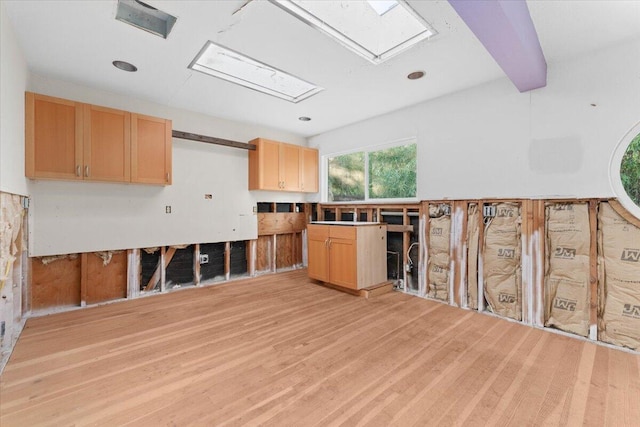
<box><xmin>1</xmin><ymin>269</ymin><xmax>639</xmax><ymax>426</ymax></box>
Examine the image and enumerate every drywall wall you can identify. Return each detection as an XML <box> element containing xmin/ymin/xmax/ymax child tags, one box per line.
<box><xmin>0</xmin><ymin>2</ymin><xmax>29</xmax><ymax>196</ymax></box>
<box><xmin>26</xmin><ymin>75</ymin><xmax>307</xmax><ymax>256</ymax></box>
<box><xmin>309</xmin><ymin>37</ymin><xmax>640</xmax><ymax>201</ymax></box>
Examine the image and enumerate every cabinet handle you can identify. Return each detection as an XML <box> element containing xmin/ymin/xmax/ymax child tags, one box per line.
<box><xmin>85</xmin><ymin>165</ymin><xmax>89</xmax><ymax>177</ymax></box>
<box><xmin>166</xmin><ymin>172</ymin><xmax>170</xmax><ymax>182</ymax></box>
<box><xmin>76</xmin><ymin>165</ymin><xmax>81</xmax><ymax>177</ymax></box>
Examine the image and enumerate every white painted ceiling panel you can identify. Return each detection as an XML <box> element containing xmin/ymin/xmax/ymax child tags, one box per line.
<box><xmin>4</xmin><ymin>0</ymin><xmax>640</xmax><ymax>137</ymax></box>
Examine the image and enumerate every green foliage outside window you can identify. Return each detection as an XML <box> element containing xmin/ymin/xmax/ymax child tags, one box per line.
<box><xmin>328</xmin><ymin>142</ymin><xmax>417</xmax><ymax>202</ymax></box>
<box><xmin>621</xmin><ymin>132</ymin><xmax>640</xmax><ymax>207</ymax></box>
<box><xmin>328</xmin><ymin>152</ymin><xmax>365</xmax><ymax>201</ymax></box>
<box><xmin>369</xmin><ymin>144</ymin><xmax>417</xmax><ymax>199</ymax></box>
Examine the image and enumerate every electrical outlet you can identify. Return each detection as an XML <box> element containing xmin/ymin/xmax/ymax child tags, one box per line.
<box><xmin>165</xmin><ymin>206</ymin><xmax>172</xmax><ymax>214</ymax></box>
<box><xmin>253</xmin><ymin>206</ymin><xmax>258</xmax><ymax>213</ymax></box>
<box><xmin>199</xmin><ymin>254</ymin><xmax>209</xmax><ymax>264</ymax></box>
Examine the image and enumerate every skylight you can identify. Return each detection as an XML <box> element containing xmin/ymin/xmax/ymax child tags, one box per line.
<box><xmin>367</xmin><ymin>0</ymin><xmax>398</xmax><ymax>16</ymax></box>
<box><xmin>270</xmin><ymin>0</ymin><xmax>436</xmax><ymax>64</ymax></box>
<box><xmin>188</xmin><ymin>41</ymin><xmax>323</xmax><ymax>103</ymax></box>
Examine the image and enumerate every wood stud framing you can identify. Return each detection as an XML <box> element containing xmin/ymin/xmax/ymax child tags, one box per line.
<box><xmin>24</xmin><ymin>198</ymin><xmax>640</xmax><ymax>352</ymax></box>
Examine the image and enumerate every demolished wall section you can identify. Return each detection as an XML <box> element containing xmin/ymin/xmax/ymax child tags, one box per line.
<box><xmin>0</xmin><ymin>192</ymin><xmax>25</xmax><ymax>370</ymax></box>
<box><xmin>427</xmin><ymin>205</ymin><xmax>451</xmax><ymax>302</ymax></box>
<box><xmin>483</xmin><ymin>203</ymin><xmax>522</xmax><ymax>321</ymax></box>
<box><xmin>544</xmin><ymin>203</ymin><xmax>591</xmax><ymax>336</ymax></box>
<box><xmin>598</xmin><ymin>202</ymin><xmax>640</xmax><ymax>350</ymax></box>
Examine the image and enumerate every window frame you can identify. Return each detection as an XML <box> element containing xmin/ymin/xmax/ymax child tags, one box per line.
<box><xmin>610</xmin><ymin>120</ymin><xmax>640</xmax><ymax>220</ymax></box>
<box><xmin>323</xmin><ymin>137</ymin><xmax>418</xmax><ymax>204</ymax></box>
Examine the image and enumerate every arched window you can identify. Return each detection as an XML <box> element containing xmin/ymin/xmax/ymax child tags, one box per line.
<box><xmin>611</xmin><ymin>121</ymin><xmax>640</xmax><ymax>219</ymax></box>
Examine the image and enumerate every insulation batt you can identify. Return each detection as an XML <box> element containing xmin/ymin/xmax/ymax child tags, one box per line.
<box><xmin>598</xmin><ymin>203</ymin><xmax>640</xmax><ymax>350</ymax></box>
<box><xmin>544</xmin><ymin>203</ymin><xmax>590</xmax><ymax>337</ymax></box>
<box><xmin>467</xmin><ymin>204</ymin><xmax>479</xmax><ymax>309</ymax></box>
<box><xmin>428</xmin><ymin>207</ymin><xmax>451</xmax><ymax>302</ymax></box>
<box><xmin>483</xmin><ymin>203</ymin><xmax>522</xmax><ymax>321</ymax></box>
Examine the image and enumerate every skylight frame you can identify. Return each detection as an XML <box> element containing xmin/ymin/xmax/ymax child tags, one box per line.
<box><xmin>269</xmin><ymin>0</ymin><xmax>437</xmax><ymax>64</ymax></box>
<box><xmin>115</xmin><ymin>0</ymin><xmax>177</xmax><ymax>39</ymax></box>
<box><xmin>188</xmin><ymin>41</ymin><xmax>323</xmax><ymax>104</ymax></box>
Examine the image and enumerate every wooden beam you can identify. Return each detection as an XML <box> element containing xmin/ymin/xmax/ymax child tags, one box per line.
<box><xmin>127</xmin><ymin>249</ymin><xmax>140</xmax><ymax>299</ymax></box>
<box><xmin>248</xmin><ymin>240</ymin><xmax>256</xmax><ymax>277</ymax></box>
<box><xmin>224</xmin><ymin>242</ymin><xmax>231</xmax><ymax>281</ymax></box>
<box><xmin>386</xmin><ymin>224</ymin><xmax>414</xmax><ymax>233</ymax></box>
<box><xmin>172</xmin><ymin>130</ymin><xmax>256</xmax><ymax>151</ymax></box>
<box><xmin>402</xmin><ymin>208</ymin><xmax>410</xmax><ymax>293</ymax></box>
<box><xmin>160</xmin><ymin>247</ymin><xmax>167</xmax><ymax>292</ymax></box>
<box><xmin>258</xmin><ymin>213</ymin><xmax>306</xmax><ymax>235</ymax></box>
<box><xmin>144</xmin><ymin>247</ymin><xmax>176</xmax><ymax>291</ymax></box>
<box><xmin>452</xmin><ymin>201</ymin><xmax>468</xmax><ymax>308</ymax></box>
<box><xmin>477</xmin><ymin>202</ymin><xmax>486</xmax><ymax>312</ymax></box>
<box><xmin>271</xmin><ymin>235</ymin><xmax>277</xmax><ymax>272</ymax></box>
<box><xmin>193</xmin><ymin>244</ymin><xmax>201</xmax><ymax>286</ymax></box>
<box><xmin>80</xmin><ymin>253</ymin><xmax>88</xmax><ymax>307</ymax></box>
<box><xmin>532</xmin><ymin>200</ymin><xmax>545</xmax><ymax>327</ymax></box>
<box><xmin>588</xmin><ymin>199</ymin><xmax>598</xmax><ymax>340</ymax></box>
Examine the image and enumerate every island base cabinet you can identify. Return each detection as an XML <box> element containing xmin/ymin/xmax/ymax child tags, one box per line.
<box><xmin>307</xmin><ymin>223</ymin><xmax>387</xmax><ymax>290</ymax></box>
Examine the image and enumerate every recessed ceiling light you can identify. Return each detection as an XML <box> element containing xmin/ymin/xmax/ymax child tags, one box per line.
<box><xmin>298</xmin><ymin>116</ymin><xmax>311</xmax><ymax>121</ymax></box>
<box><xmin>189</xmin><ymin>41</ymin><xmax>323</xmax><ymax>103</ymax></box>
<box><xmin>407</xmin><ymin>71</ymin><xmax>425</xmax><ymax>80</ymax></box>
<box><xmin>270</xmin><ymin>0</ymin><xmax>436</xmax><ymax>64</ymax></box>
<box><xmin>115</xmin><ymin>0</ymin><xmax>177</xmax><ymax>39</ymax></box>
<box><xmin>112</xmin><ymin>60</ymin><xmax>138</xmax><ymax>72</ymax></box>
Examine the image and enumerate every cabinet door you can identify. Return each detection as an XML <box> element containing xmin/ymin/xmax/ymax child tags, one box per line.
<box><xmin>255</xmin><ymin>139</ymin><xmax>281</xmax><ymax>190</ymax></box>
<box><xmin>329</xmin><ymin>237</ymin><xmax>358</xmax><ymax>289</ymax></box>
<box><xmin>300</xmin><ymin>147</ymin><xmax>318</xmax><ymax>193</ymax></box>
<box><xmin>131</xmin><ymin>114</ymin><xmax>172</xmax><ymax>185</ymax></box>
<box><xmin>83</xmin><ymin>105</ymin><xmax>130</xmax><ymax>182</ymax></box>
<box><xmin>307</xmin><ymin>225</ymin><xmax>329</xmax><ymax>282</ymax></box>
<box><xmin>25</xmin><ymin>92</ymin><xmax>83</xmax><ymax>180</ymax></box>
<box><xmin>281</xmin><ymin>143</ymin><xmax>301</xmax><ymax>191</ymax></box>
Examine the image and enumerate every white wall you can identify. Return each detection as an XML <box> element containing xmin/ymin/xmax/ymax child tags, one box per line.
<box><xmin>27</xmin><ymin>75</ymin><xmax>307</xmax><ymax>256</ymax></box>
<box><xmin>0</xmin><ymin>2</ymin><xmax>28</xmax><ymax>196</ymax></box>
<box><xmin>309</xmin><ymin>37</ymin><xmax>640</xmax><ymax>201</ymax></box>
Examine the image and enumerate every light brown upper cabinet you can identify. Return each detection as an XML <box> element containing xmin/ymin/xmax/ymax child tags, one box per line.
<box><xmin>131</xmin><ymin>113</ymin><xmax>172</xmax><ymax>185</ymax></box>
<box><xmin>25</xmin><ymin>92</ymin><xmax>172</xmax><ymax>185</ymax></box>
<box><xmin>83</xmin><ymin>104</ymin><xmax>131</xmax><ymax>182</ymax></box>
<box><xmin>248</xmin><ymin>138</ymin><xmax>318</xmax><ymax>193</ymax></box>
<box><xmin>300</xmin><ymin>146</ymin><xmax>319</xmax><ymax>193</ymax></box>
<box><xmin>25</xmin><ymin>93</ymin><xmax>83</xmax><ymax>180</ymax></box>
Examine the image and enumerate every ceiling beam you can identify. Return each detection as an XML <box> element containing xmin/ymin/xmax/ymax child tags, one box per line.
<box><xmin>172</xmin><ymin>130</ymin><xmax>256</xmax><ymax>150</ymax></box>
<box><xmin>448</xmin><ymin>0</ymin><xmax>547</xmax><ymax>92</ymax></box>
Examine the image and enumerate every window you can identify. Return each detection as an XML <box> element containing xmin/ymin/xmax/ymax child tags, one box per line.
<box><xmin>327</xmin><ymin>141</ymin><xmax>417</xmax><ymax>202</ymax></box>
<box><xmin>611</xmin><ymin>122</ymin><xmax>640</xmax><ymax>220</ymax></box>
<box><xmin>620</xmin><ymin>132</ymin><xmax>640</xmax><ymax>207</ymax></box>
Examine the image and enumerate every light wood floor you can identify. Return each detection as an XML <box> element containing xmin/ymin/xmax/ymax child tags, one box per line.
<box><xmin>1</xmin><ymin>270</ymin><xmax>639</xmax><ymax>426</ymax></box>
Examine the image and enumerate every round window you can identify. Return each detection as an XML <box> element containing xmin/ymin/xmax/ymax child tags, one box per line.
<box><xmin>611</xmin><ymin>122</ymin><xmax>640</xmax><ymax>219</ymax></box>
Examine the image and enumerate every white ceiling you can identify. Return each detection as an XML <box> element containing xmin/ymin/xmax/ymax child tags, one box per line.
<box><xmin>4</xmin><ymin>0</ymin><xmax>640</xmax><ymax>138</ymax></box>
